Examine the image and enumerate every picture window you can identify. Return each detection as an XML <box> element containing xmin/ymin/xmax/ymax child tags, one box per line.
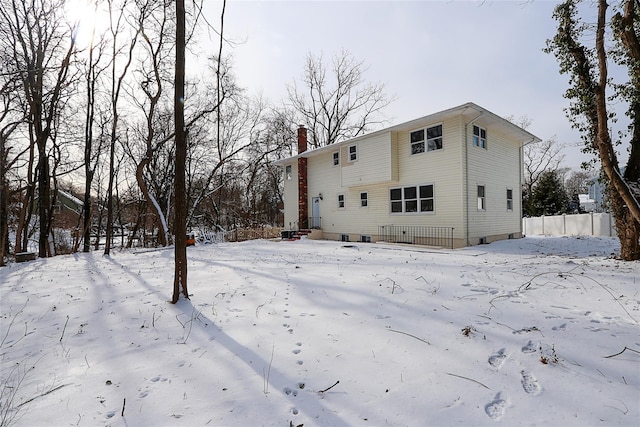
<box><xmin>390</xmin><ymin>184</ymin><xmax>434</xmax><ymax>213</ymax></box>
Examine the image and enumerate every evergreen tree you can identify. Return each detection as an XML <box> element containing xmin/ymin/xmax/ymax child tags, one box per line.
<box><xmin>530</xmin><ymin>171</ymin><xmax>570</xmax><ymax>216</ymax></box>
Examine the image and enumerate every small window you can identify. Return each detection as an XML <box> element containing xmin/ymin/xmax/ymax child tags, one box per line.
<box><xmin>419</xmin><ymin>184</ymin><xmax>434</xmax><ymax>212</ymax></box>
<box><xmin>473</xmin><ymin>125</ymin><xmax>487</xmax><ymax>148</ymax></box>
<box><xmin>477</xmin><ymin>185</ymin><xmax>486</xmax><ymax>210</ymax></box>
<box><xmin>338</xmin><ymin>194</ymin><xmax>345</xmax><ymax>209</ymax></box>
<box><xmin>390</xmin><ymin>188</ymin><xmax>402</xmax><ymax>213</ymax></box>
<box><xmin>341</xmin><ymin>234</ymin><xmax>350</xmax><ymax>242</ymax></box>
<box><xmin>333</xmin><ymin>151</ymin><xmax>339</xmax><ymax>166</ymax></box>
<box><xmin>427</xmin><ymin>124</ymin><xmax>443</xmax><ymax>151</ymax></box>
<box><xmin>348</xmin><ymin>144</ymin><xmax>358</xmax><ymax>162</ymax></box>
<box><xmin>410</xmin><ymin>129</ymin><xmax>425</xmax><ymax>155</ymax></box>
<box><xmin>506</xmin><ymin>188</ymin><xmax>513</xmax><ymax>211</ymax></box>
<box><xmin>360</xmin><ymin>192</ymin><xmax>368</xmax><ymax>207</ymax></box>
<box><xmin>360</xmin><ymin>235</ymin><xmax>371</xmax><ymax>243</ymax></box>
<box><xmin>285</xmin><ymin>165</ymin><xmax>292</xmax><ymax>180</ymax></box>
<box><xmin>404</xmin><ymin>186</ymin><xmax>417</xmax><ymax>212</ymax></box>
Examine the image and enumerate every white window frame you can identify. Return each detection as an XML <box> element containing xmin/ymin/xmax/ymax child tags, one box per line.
<box><xmin>410</xmin><ymin>124</ymin><xmax>443</xmax><ymax>155</ymax></box>
<box><xmin>506</xmin><ymin>188</ymin><xmax>513</xmax><ymax>211</ymax></box>
<box><xmin>337</xmin><ymin>193</ymin><xmax>345</xmax><ymax>209</ymax></box>
<box><xmin>477</xmin><ymin>185</ymin><xmax>486</xmax><ymax>211</ymax></box>
<box><xmin>426</xmin><ymin>124</ymin><xmax>443</xmax><ymax>151</ymax></box>
<box><xmin>348</xmin><ymin>144</ymin><xmax>358</xmax><ymax>162</ymax></box>
<box><xmin>332</xmin><ymin>151</ymin><xmax>340</xmax><ymax>166</ymax></box>
<box><xmin>410</xmin><ymin>129</ymin><xmax>425</xmax><ymax>155</ymax></box>
<box><xmin>390</xmin><ymin>184</ymin><xmax>435</xmax><ymax>214</ymax></box>
<box><xmin>473</xmin><ymin>125</ymin><xmax>487</xmax><ymax>149</ymax></box>
<box><xmin>285</xmin><ymin>165</ymin><xmax>292</xmax><ymax>180</ymax></box>
<box><xmin>360</xmin><ymin>192</ymin><xmax>368</xmax><ymax>207</ymax></box>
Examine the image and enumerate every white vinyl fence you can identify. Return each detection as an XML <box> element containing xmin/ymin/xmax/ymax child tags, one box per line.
<box><xmin>523</xmin><ymin>212</ymin><xmax>615</xmax><ymax>237</ymax></box>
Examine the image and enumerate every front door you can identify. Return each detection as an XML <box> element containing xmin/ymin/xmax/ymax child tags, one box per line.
<box><xmin>311</xmin><ymin>197</ymin><xmax>321</xmax><ymax>228</ymax></box>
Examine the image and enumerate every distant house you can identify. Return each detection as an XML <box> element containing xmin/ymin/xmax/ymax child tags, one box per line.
<box><xmin>276</xmin><ymin>102</ymin><xmax>541</xmax><ymax>248</ymax></box>
<box><xmin>53</xmin><ymin>189</ymin><xmax>84</xmax><ymax>229</ymax></box>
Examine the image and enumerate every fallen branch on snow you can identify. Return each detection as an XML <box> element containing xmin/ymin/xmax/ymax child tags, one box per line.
<box><xmin>603</xmin><ymin>346</ymin><xmax>640</xmax><ymax>359</ymax></box>
<box><xmin>445</xmin><ymin>373</ymin><xmax>490</xmax><ymax>390</ymax></box>
<box><xmin>387</xmin><ymin>328</ymin><xmax>430</xmax><ymax>345</ymax></box>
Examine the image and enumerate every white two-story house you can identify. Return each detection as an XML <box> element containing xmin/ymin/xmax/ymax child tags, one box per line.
<box><xmin>276</xmin><ymin>102</ymin><xmax>541</xmax><ymax>248</ymax></box>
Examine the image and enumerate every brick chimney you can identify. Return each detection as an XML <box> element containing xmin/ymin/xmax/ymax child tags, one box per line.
<box><xmin>297</xmin><ymin>125</ymin><xmax>308</xmax><ymax>229</ymax></box>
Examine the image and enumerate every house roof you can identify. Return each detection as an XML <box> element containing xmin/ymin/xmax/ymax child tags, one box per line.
<box><xmin>273</xmin><ymin>102</ymin><xmax>542</xmax><ymax>165</ymax></box>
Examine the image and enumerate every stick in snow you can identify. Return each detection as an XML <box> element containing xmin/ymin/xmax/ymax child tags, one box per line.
<box><xmin>319</xmin><ymin>380</ymin><xmax>340</xmax><ymax>393</ymax></box>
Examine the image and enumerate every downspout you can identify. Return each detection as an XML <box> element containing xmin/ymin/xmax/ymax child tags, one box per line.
<box><xmin>464</xmin><ymin>111</ymin><xmax>483</xmax><ymax>247</ymax></box>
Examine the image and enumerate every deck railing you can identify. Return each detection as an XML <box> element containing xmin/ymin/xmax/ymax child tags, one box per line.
<box><xmin>378</xmin><ymin>225</ymin><xmax>455</xmax><ymax>249</ymax></box>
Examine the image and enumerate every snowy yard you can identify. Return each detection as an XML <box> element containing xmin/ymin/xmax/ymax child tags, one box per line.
<box><xmin>1</xmin><ymin>236</ymin><xmax>638</xmax><ymax>426</ymax></box>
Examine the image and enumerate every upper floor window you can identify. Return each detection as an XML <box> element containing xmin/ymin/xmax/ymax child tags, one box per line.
<box><xmin>473</xmin><ymin>125</ymin><xmax>487</xmax><ymax>148</ymax></box>
<box><xmin>477</xmin><ymin>185</ymin><xmax>486</xmax><ymax>210</ymax></box>
<box><xmin>348</xmin><ymin>144</ymin><xmax>358</xmax><ymax>162</ymax></box>
<box><xmin>360</xmin><ymin>192</ymin><xmax>368</xmax><ymax>207</ymax></box>
<box><xmin>427</xmin><ymin>125</ymin><xmax>443</xmax><ymax>151</ymax></box>
<box><xmin>338</xmin><ymin>193</ymin><xmax>345</xmax><ymax>209</ymax></box>
<box><xmin>410</xmin><ymin>124</ymin><xmax>443</xmax><ymax>155</ymax></box>
<box><xmin>410</xmin><ymin>129</ymin><xmax>425</xmax><ymax>154</ymax></box>
<box><xmin>333</xmin><ymin>151</ymin><xmax>340</xmax><ymax>166</ymax></box>
<box><xmin>285</xmin><ymin>165</ymin><xmax>292</xmax><ymax>180</ymax></box>
<box><xmin>390</xmin><ymin>184</ymin><xmax>434</xmax><ymax>213</ymax></box>
<box><xmin>506</xmin><ymin>188</ymin><xmax>513</xmax><ymax>211</ymax></box>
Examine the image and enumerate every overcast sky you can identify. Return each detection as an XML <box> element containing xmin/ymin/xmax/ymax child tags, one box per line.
<box><xmin>202</xmin><ymin>1</ymin><xmax>630</xmax><ymax>171</ymax></box>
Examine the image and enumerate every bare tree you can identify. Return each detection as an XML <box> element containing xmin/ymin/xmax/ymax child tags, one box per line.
<box><xmin>287</xmin><ymin>50</ymin><xmax>393</xmax><ymax>149</ymax></box>
<box><xmin>0</xmin><ymin>74</ymin><xmax>23</xmax><ymax>265</ymax></box>
<box><xmin>2</xmin><ymin>0</ymin><xmax>78</xmax><ymax>257</ymax></box>
<box><xmin>79</xmin><ymin>8</ymin><xmax>110</xmax><ymax>253</ymax></box>
<box><xmin>546</xmin><ymin>0</ymin><xmax>640</xmax><ymax>260</ymax></box>
<box><xmin>104</xmin><ymin>0</ymin><xmax>141</xmax><ymax>255</ymax></box>
<box><xmin>172</xmin><ymin>0</ymin><xmax>189</xmax><ymax>302</ymax></box>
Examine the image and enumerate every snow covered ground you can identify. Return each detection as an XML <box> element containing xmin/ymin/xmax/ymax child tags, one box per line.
<box><xmin>1</xmin><ymin>236</ymin><xmax>638</xmax><ymax>426</ymax></box>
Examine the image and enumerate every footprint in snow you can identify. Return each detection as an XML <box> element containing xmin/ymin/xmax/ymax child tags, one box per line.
<box><xmin>551</xmin><ymin>323</ymin><xmax>567</xmax><ymax>331</ymax></box>
<box><xmin>520</xmin><ymin>370</ymin><xmax>541</xmax><ymax>395</ymax></box>
<box><xmin>521</xmin><ymin>340</ymin><xmax>538</xmax><ymax>354</ymax></box>
<box><xmin>485</xmin><ymin>392</ymin><xmax>509</xmax><ymax>420</ymax></box>
<box><xmin>488</xmin><ymin>349</ymin><xmax>507</xmax><ymax>369</ymax></box>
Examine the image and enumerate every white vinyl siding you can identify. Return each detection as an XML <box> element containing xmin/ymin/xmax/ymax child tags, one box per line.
<box><xmin>467</xmin><ymin>122</ymin><xmax>521</xmax><ymax>239</ymax></box>
<box><xmin>341</xmin><ymin>132</ymin><xmax>394</xmax><ymax>187</ymax></box>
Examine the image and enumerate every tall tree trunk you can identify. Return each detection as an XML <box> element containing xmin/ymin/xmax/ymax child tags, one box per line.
<box><xmin>594</xmin><ymin>0</ymin><xmax>640</xmax><ymax>260</ymax></box>
<box><xmin>172</xmin><ymin>0</ymin><xmax>188</xmax><ymax>303</ymax></box>
<box><xmin>0</xmin><ymin>137</ymin><xmax>7</xmax><ymax>266</ymax></box>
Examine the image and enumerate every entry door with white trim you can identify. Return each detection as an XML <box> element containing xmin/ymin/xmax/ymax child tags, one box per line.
<box><xmin>312</xmin><ymin>197</ymin><xmax>321</xmax><ymax>228</ymax></box>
